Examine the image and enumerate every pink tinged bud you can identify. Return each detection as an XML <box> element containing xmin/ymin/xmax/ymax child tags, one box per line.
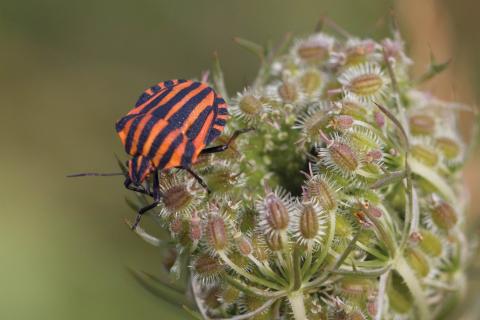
<box><xmin>329</xmin><ymin>142</ymin><xmax>359</xmax><ymax>172</ymax></box>
<box><xmin>189</xmin><ymin>212</ymin><xmax>202</xmax><ymax>242</ymax></box>
<box><xmin>330</xmin><ymin>115</ymin><xmax>354</xmax><ymax>130</ymax></box>
<box><xmin>409</xmin><ymin>231</ymin><xmax>423</xmax><ymax>244</ymax></box>
<box><xmin>366</xmin><ymin>149</ymin><xmax>383</xmax><ymax>163</ymax></box>
<box><xmin>431</xmin><ymin>201</ymin><xmax>458</xmax><ymax>231</ymax></box>
<box><xmin>206</xmin><ymin>216</ymin><xmax>228</xmax><ymax>250</ymax></box>
<box><xmin>264</xmin><ymin>193</ymin><xmax>289</xmax><ymax>231</ymax></box>
<box><xmin>367</xmin><ymin>295</ymin><xmax>378</xmax><ymax>317</ymax></box>
<box><xmin>299</xmin><ymin>204</ymin><xmax>320</xmax><ymax>240</ymax></box>
<box><xmin>374</xmin><ymin>111</ymin><xmax>385</xmax><ymax>128</ymax></box>
<box><xmin>368</xmin><ymin>205</ymin><xmax>383</xmax><ymax>218</ymax></box>
<box><xmin>234</xmin><ymin>232</ymin><xmax>253</xmax><ymax>256</ymax></box>
<box><xmin>170</xmin><ymin>217</ymin><xmax>183</xmax><ymax>235</ymax></box>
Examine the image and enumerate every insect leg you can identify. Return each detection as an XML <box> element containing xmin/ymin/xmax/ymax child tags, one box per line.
<box><xmin>124</xmin><ymin>177</ymin><xmax>154</xmax><ymax>197</ymax></box>
<box><xmin>130</xmin><ymin>201</ymin><xmax>160</xmax><ymax>230</ymax></box>
<box><xmin>200</xmin><ymin>128</ymin><xmax>254</xmax><ymax>154</ymax></box>
<box><xmin>130</xmin><ymin>171</ymin><xmax>164</xmax><ymax>230</ymax></box>
<box><xmin>183</xmin><ymin>167</ymin><xmax>211</xmax><ymax>194</ymax></box>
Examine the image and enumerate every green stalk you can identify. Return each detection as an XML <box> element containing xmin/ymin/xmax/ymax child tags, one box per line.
<box><xmin>288</xmin><ymin>291</ymin><xmax>307</xmax><ymax>320</ymax></box>
<box><xmin>394</xmin><ymin>257</ymin><xmax>430</xmax><ymax>320</ymax></box>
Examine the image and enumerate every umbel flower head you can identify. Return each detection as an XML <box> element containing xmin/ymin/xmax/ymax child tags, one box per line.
<box><xmin>125</xmin><ymin>25</ymin><xmax>474</xmax><ymax>320</ymax></box>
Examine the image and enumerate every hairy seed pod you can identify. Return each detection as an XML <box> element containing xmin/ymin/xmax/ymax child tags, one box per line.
<box><xmin>163</xmin><ymin>185</ymin><xmax>192</xmax><ymax>212</ymax></box>
<box><xmin>409</xmin><ymin>114</ymin><xmax>435</xmax><ymax>135</ymax></box>
<box><xmin>348</xmin><ymin>72</ymin><xmax>383</xmax><ymax>97</ymax></box>
<box><xmin>206</xmin><ymin>215</ymin><xmax>228</xmax><ymax>251</ymax></box>
<box><xmin>239</xmin><ymin>95</ymin><xmax>263</xmax><ymax>115</ymax></box>
<box><xmin>329</xmin><ymin>142</ymin><xmax>359</xmax><ymax>172</ymax></box>
<box><xmin>431</xmin><ymin>201</ymin><xmax>458</xmax><ymax>231</ymax></box>
<box><xmin>339</xmin><ymin>277</ymin><xmax>374</xmax><ymax>299</ymax></box>
<box><xmin>220</xmin><ymin>285</ymin><xmax>240</xmax><ymax>305</ymax></box>
<box><xmin>341</xmin><ymin>100</ymin><xmax>367</xmax><ymax>120</ymax></box>
<box><xmin>299</xmin><ymin>204</ymin><xmax>320</xmax><ymax>240</ymax></box>
<box><xmin>264</xmin><ymin>193</ymin><xmax>290</xmax><ymax>231</ymax></box>
<box><xmin>435</xmin><ymin>137</ymin><xmax>461</xmax><ymax>160</ymax></box>
<box><xmin>298</xmin><ymin>44</ymin><xmax>329</xmax><ymax>63</ymax></box>
<box><xmin>204</xmin><ymin>286</ymin><xmax>222</xmax><ymax>309</ymax></box>
<box><xmin>305</xmin><ymin>177</ymin><xmax>337</xmax><ymax>211</ymax></box>
<box><xmin>194</xmin><ymin>254</ymin><xmax>224</xmax><ymax>281</ymax></box>
<box><xmin>278</xmin><ymin>81</ymin><xmax>298</xmax><ymax>103</ymax></box>
<box><xmin>300</xmin><ymin>70</ymin><xmax>323</xmax><ymax>95</ymax></box>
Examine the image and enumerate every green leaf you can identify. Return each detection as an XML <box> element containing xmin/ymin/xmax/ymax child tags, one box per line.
<box><xmin>233</xmin><ymin>37</ymin><xmax>265</xmax><ymax>61</ymax></box>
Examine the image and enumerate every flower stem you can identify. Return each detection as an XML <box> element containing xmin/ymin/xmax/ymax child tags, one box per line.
<box><xmin>288</xmin><ymin>291</ymin><xmax>307</xmax><ymax>320</ymax></box>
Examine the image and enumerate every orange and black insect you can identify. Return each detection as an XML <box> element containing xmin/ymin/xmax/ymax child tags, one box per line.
<box><xmin>70</xmin><ymin>79</ymin><xmax>251</xmax><ymax>229</ymax></box>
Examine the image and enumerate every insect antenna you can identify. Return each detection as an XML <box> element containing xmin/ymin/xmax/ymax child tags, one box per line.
<box><xmin>66</xmin><ymin>172</ymin><xmax>125</xmax><ymax>178</ymax></box>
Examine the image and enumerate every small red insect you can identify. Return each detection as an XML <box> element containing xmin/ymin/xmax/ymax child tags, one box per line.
<box><xmin>70</xmin><ymin>79</ymin><xmax>252</xmax><ymax>229</ymax></box>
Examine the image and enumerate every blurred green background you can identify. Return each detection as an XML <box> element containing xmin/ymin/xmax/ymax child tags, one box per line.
<box><xmin>0</xmin><ymin>1</ymin><xmax>478</xmax><ymax>319</ymax></box>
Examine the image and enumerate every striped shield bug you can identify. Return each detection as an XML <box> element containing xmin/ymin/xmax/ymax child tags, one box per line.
<box><xmin>69</xmin><ymin>79</ymin><xmax>253</xmax><ymax>229</ymax></box>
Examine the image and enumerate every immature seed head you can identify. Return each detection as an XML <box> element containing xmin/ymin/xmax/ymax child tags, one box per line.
<box><xmin>162</xmin><ymin>184</ymin><xmax>193</xmax><ymax>213</ymax></box>
<box><xmin>409</xmin><ymin>114</ymin><xmax>435</xmax><ymax>135</ymax></box>
<box><xmin>239</xmin><ymin>95</ymin><xmax>263</xmax><ymax>115</ymax></box>
<box><xmin>292</xmin><ymin>202</ymin><xmax>326</xmax><ymax>246</ymax></box>
<box><xmin>305</xmin><ymin>176</ymin><xmax>337</xmax><ymax>211</ymax></box>
<box><xmin>327</xmin><ymin>141</ymin><xmax>359</xmax><ymax>173</ymax></box>
<box><xmin>278</xmin><ymin>81</ymin><xmax>298</xmax><ymax>103</ymax></box>
<box><xmin>300</xmin><ymin>70</ymin><xmax>323</xmax><ymax>95</ymax></box>
<box><xmin>411</xmin><ymin>145</ymin><xmax>439</xmax><ymax>167</ymax></box>
<box><xmin>435</xmin><ymin>137</ymin><xmax>461</xmax><ymax>160</ymax></box>
<box><xmin>296</xmin><ymin>33</ymin><xmax>334</xmax><ymax>63</ymax></box>
<box><xmin>263</xmin><ymin>192</ymin><xmax>290</xmax><ymax>232</ymax></box>
<box><xmin>206</xmin><ymin>215</ymin><xmax>228</xmax><ymax>251</ymax></box>
<box><xmin>193</xmin><ymin>254</ymin><xmax>224</xmax><ymax>285</ymax></box>
<box><xmin>339</xmin><ymin>63</ymin><xmax>386</xmax><ymax>101</ymax></box>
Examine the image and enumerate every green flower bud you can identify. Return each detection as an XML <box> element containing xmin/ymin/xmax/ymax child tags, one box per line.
<box><xmin>419</xmin><ymin>229</ymin><xmax>443</xmax><ymax>257</ymax></box>
<box><xmin>409</xmin><ymin>114</ymin><xmax>435</xmax><ymax>135</ymax></box>
<box><xmin>411</xmin><ymin>145</ymin><xmax>439</xmax><ymax>167</ymax></box>
<box><xmin>239</xmin><ymin>95</ymin><xmax>263</xmax><ymax>115</ymax></box>
<box><xmin>405</xmin><ymin>248</ymin><xmax>430</xmax><ymax>278</ymax></box>
<box><xmin>431</xmin><ymin>201</ymin><xmax>458</xmax><ymax>231</ymax></box>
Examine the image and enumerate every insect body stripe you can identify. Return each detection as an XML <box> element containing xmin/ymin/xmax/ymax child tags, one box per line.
<box><xmin>148</xmin><ymin>124</ymin><xmax>180</xmax><ymax>162</ymax></box>
<box><xmin>149</xmin><ymin>81</ymin><xmax>202</xmax><ymax>119</ymax></box>
<box><xmin>134</xmin><ymin>114</ymin><xmax>163</xmax><ymax>155</ymax></box>
<box><xmin>185</xmin><ymin>105</ymin><xmax>214</xmax><ymax>140</ymax></box>
<box><xmin>192</xmin><ymin>111</ymin><xmax>215</xmax><ymax>158</ymax></box>
<box><xmin>165</xmin><ymin>133</ymin><xmax>188</xmax><ymax>169</ymax></box>
<box><xmin>131</xmin><ymin>87</ymin><xmax>173</xmax><ymax>115</ymax></box>
<box><xmin>181</xmin><ymin>140</ymin><xmax>196</xmax><ymax>167</ymax></box>
<box><xmin>166</xmin><ymin>87</ymin><xmax>213</xmax><ymax>129</ymax></box>
<box><xmin>129</xmin><ymin>113</ymin><xmax>153</xmax><ymax>155</ymax></box>
<box><xmin>125</xmin><ymin>116</ymin><xmax>144</xmax><ymax>153</ymax></box>
<box><xmin>157</xmin><ymin>133</ymin><xmax>184</xmax><ymax>169</ymax></box>
<box><xmin>217</xmin><ymin>108</ymin><xmax>228</xmax><ymax>115</ymax></box>
<box><xmin>116</xmin><ymin>114</ymin><xmax>138</xmax><ymax>133</ymax></box>
<box><xmin>140</xmin><ymin>118</ymin><xmax>169</xmax><ymax>156</ymax></box>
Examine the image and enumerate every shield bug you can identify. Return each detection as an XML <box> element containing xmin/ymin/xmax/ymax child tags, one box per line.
<box><xmin>69</xmin><ymin>79</ymin><xmax>252</xmax><ymax>229</ymax></box>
